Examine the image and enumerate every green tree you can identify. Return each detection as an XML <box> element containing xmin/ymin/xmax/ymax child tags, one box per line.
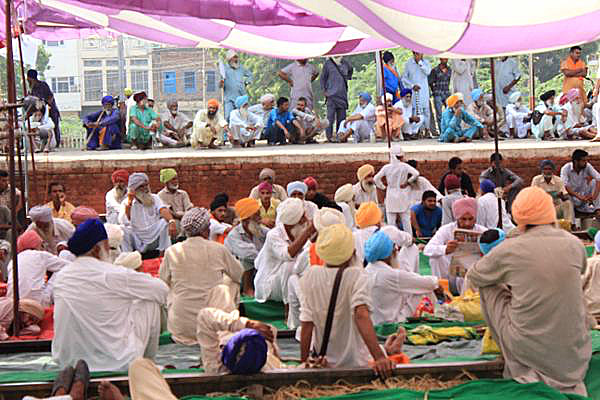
<box><xmin>35</xmin><ymin>45</ymin><xmax>52</xmax><ymax>80</ymax></box>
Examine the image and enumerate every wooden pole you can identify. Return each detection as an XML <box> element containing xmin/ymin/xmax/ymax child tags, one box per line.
<box><xmin>5</xmin><ymin>0</ymin><xmax>21</xmax><ymax>335</ymax></box>
<box><xmin>377</xmin><ymin>51</ymin><xmax>392</xmax><ymax>148</ymax></box>
<box><xmin>489</xmin><ymin>58</ymin><xmax>503</xmax><ymax>230</ymax></box>
<box><xmin>528</xmin><ymin>53</ymin><xmax>535</xmax><ymax>109</ymax></box>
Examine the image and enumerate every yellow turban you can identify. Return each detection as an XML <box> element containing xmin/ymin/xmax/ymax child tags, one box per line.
<box><xmin>355</xmin><ymin>201</ymin><xmax>382</xmax><ymax>228</ymax></box>
<box><xmin>235</xmin><ymin>198</ymin><xmax>261</xmax><ymax>220</ymax></box>
<box><xmin>446</xmin><ymin>94</ymin><xmax>460</xmax><ymax>108</ymax></box>
<box><xmin>316</xmin><ymin>224</ymin><xmax>355</xmax><ymax>266</ymax></box>
<box><xmin>357</xmin><ymin>164</ymin><xmax>375</xmax><ymax>181</ymax></box>
<box><xmin>511</xmin><ymin>186</ymin><xmax>556</xmax><ymax>228</ymax></box>
<box><xmin>160</xmin><ymin>168</ymin><xmax>177</xmax><ymax>184</ymax></box>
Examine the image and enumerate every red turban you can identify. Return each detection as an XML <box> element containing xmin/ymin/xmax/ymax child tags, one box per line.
<box><xmin>111</xmin><ymin>169</ymin><xmax>129</xmax><ymax>184</ymax></box>
<box><xmin>258</xmin><ymin>181</ymin><xmax>273</xmax><ymax>193</ymax></box>
<box><xmin>17</xmin><ymin>230</ymin><xmax>42</xmax><ymax>253</ymax></box>
<box><xmin>444</xmin><ymin>174</ymin><xmax>461</xmax><ymax>191</ymax></box>
<box><xmin>71</xmin><ymin>206</ymin><xmax>99</xmax><ymax>226</ymax></box>
<box><xmin>304</xmin><ymin>176</ymin><xmax>318</xmax><ymax>190</ymax></box>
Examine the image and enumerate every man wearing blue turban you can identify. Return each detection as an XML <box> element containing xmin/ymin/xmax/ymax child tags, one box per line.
<box><xmin>476</xmin><ymin>178</ymin><xmax>515</xmax><ymax>233</ymax></box>
<box><xmin>229</xmin><ymin>95</ymin><xmax>262</xmax><ymax>148</ymax></box>
<box><xmin>82</xmin><ymin>95</ymin><xmax>122</xmax><ymax>150</ymax></box>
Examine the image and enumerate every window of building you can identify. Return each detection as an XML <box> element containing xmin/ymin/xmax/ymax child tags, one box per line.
<box><xmin>106</xmin><ymin>59</ymin><xmax>119</xmax><ymax>67</ymax></box>
<box><xmin>84</xmin><ymin>70</ymin><xmax>103</xmax><ymax>102</ymax></box>
<box><xmin>50</xmin><ymin>76</ymin><xmax>77</xmax><ymax>93</ymax></box>
<box><xmin>163</xmin><ymin>71</ymin><xmax>177</xmax><ymax>94</ymax></box>
<box><xmin>106</xmin><ymin>70</ymin><xmax>121</xmax><ymax>96</ymax></box>
<box><xmin>130</xmin><ymin>58</ymin><xmax>148</xmax><ymax>67</ymax></box>
<box><xmin>205</xmin><ymin>70</ymin><xmax>216</xmax><ymax>93</ymax></box>
<box><xmin>131</xmin><ymin>70</ymin><xmax>149</xmax><ymax>93</ymax></box>
<box><xmin>83</xmin><ymin>59</ymin><xmax>102</xmax><ymax>67</ymax></box>
<box><xmin>184</xmin><ymin>71</ymin><xmax>196</xmax><ymax>94</ymax></box>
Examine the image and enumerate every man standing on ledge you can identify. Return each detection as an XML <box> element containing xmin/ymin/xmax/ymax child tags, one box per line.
<box><xmin>561</xmin><ymin>46</ymin><xmax>588</xmax><ymax>107</ymax></box>
<box><xmin>27</xmin><ymin>69</ymin><xmax>61</xmax><ymax>147</ymax></box>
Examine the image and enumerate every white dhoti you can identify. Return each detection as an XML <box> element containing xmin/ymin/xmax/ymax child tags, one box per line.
<box><xmin>337</xmin><ymin>119</ymin><xmax>373</xmax><ymax>143</ymax></box>
<box><xmin>230</xmin><ymin>125</ymin><xmax>259</xmax><ymax>144</ymax></box>
<box><xmin>401</xmin><ymin>120</ymin><xmax>424</xmax><ymax>138</ymax></box>
<box><xmin>287</xmin><ymin>274</ymin><xmax>301</xmax><ymax>329</ymax></box>
<box><xmin>267</xmin><ymin>262</ymin><xmax>295</xmax><ymax>304</ymax></box>
<box><xmin>506</xmin><ymin>110</ymin><xmax>531</xmax><ymax>138</ymax></box>
<box><xmin>132</xmin><ymin>300</ymin><xmax>163</xmax><ymax>362</ymax></box>
<box><xmin>122</xmin><ymin>220</ymin><xmax>170</xmax><ymax>253</ymax></box>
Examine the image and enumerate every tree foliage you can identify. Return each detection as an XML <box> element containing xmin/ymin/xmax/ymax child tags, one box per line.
<box><xmin>0</xmin><ymin>44</ymin><xmax>52</xmax><ymax>98</ymax></box>
<box><xmin>35</xmin><ymin>45</ymin><xmax>52</xmax><ymax>80</ymax></box>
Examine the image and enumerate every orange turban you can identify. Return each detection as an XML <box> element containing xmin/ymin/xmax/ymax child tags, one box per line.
<box><xmin>446</xmin><ymin>92</ymin><xmax>464</xmax><ymax>107</ymax></box>
<box><xmin>511</xmin><ymin>186</ymin><xmax>556</xmax><ymax>228</ymax></box>
<box><xmin>235</xmin><ymin>198</ymin><xmax>260</xmax><ymax>220</ymax></box>
<box><xmin>207</xmin><ymin>98</ymin><xmax>219</xmax><ymax>109</ymax></box>
<box><xmin>111</xmin><ymin>169</ymin><xmax>129</xmax><ymax>184</ymax></box>
<box><xmin>355</xmin><ymin>202</ymin><xmax>382</xmax><ymax>229</ymax></box>
<box><xmin>17</xmin><ymin>230</ymin><xmax>42</xmax><ymax>253</ymax></box>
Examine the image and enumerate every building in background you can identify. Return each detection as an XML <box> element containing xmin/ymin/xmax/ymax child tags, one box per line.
<box><xmin>42</xmin><ymin>39</ymin><xmax>81</xmax><ymax>116</ymax></box>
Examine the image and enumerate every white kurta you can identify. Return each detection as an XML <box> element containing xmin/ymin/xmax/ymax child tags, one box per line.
<box><xmin>374</xmin><ymin>161</ymin><xmax>420</xmax><ymax>213</ymax></box>
<box><xmin>401</xmin><ymin>58</ymin><xmax>432</xmax><ymax>129</ymax></box>
<box><xmin>353</xmin><ymin>226</ymin><xmax>379</xmax><ymax>265</ymax></box>
<box><xmin>336</xmin><ymin>202</ymin><xmax>355</xmax><ymax>228</ymax></box>
<box><xmin>423</xmin><ymin>222</ymin><xmax>487</xmax><ymax>279</ymax></box>
<box><xmin>52</xmin><ymin>256</ymin><xmax>168</xmax><ymax>371</ymax></box>
<box><xmin>6</xmin><ymin>250</ymin><xmax>69</xmax><ymax>307</ymax></box>
<box><xmin>105</xmin><ymin>188</ymin><xmax>125</xmax><ymax>225</ymax></box>
<box><xmin>450</xmin><ymin>59</ymin><xmax>475</xmax><ymax>105</ymax></box>
<box><xmin>395</xmin><ymin>101</ymin><xmax>423</xmax><ymax>136</ymax></box>
<box><xmin>441</xmin><ymin>191</ymin><xmax>465</xmax><ymax>225</ymax></box>
<box><xmin>476</xmin><ymin>193</ymin><xmax>515</xmax><ymax>233</ymax></box>
<box><xmin>407</xmin><ymin>177</ymin><xmax>443</xmax><ymax>208</ymax></box>
<box><xmin>353</xmin><ymin>182</ymin><xmax>378</xmax><ymax>208</ymax></box>
<box><xmin>299</xmin><ymin>265</ymin><xmax>372</xmax><ymax>368</ymax></box>
<box><xmin>27</xmin><ymin>219</ymin><xmax>75</xmax><ymax>255</ymax></box>
<box><xmin>229</xmin><ymin>109</ymin><xmax>262</xmax><ymax>144</ymax></box>
<box><xmin>337</xmin><ymin>103</ymin><xmax>376</xmax><ymax>142</ymax></box>
<box><xmin>119</xmin><ymin>194</ymin><xmax>170</xmax><ymax>252</ymax></box>
<box><xmin>254</xmin><ymin>224</ymin><xmax>298</xmax><ymax>303</ymax></box>
<box><xmin>506</xmin><ymin>104</ymin><xmax>531</xmax><ymax>138</ymax></box>
<box><xmin>209</xmin><ymin>218</ymin><xmax>232</xmax><ymax>242</ymax></box>
<box><xmin>366</xmin><ymin>260</ymin><xmax>438</xmax><ymax>325</ymax></box>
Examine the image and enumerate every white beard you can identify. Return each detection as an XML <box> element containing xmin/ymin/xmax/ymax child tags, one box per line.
<box><xmin>136</xmin><ymin>192</ymin><xmax>155</xmax><ymax>207</ymax></box>
<box><xmin>240</xmin><ymin>108</ymin><xmax>249</xmax><ymax>120</ymax></box>
<box><xmin>332</xmin><ymin>56</ymin><xmax>343</xmax><ymax>64</ymax></box>
<box><xmin>114</xmin><ymin>186</ymin><xmax>126</xmax><ymax>202</ymax></box>
<box><xmin>167</xmin><ymin>184</ymin><xmax>179</xmax><ymax>191</ymax></box>
<box><xmin>363</xmin><ymin>181</ymin><xmax>376</xmax><ymax>193</ymax></box>
<box><xmin>247</xmin><ymin>220</ymin><xmax>263</xmax><ymax>238</ymax></box>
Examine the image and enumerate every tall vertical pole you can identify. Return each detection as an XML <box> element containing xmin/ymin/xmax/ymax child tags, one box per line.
<box><xmin>528</xmin><ymin>54</ymin><xmax>535</xmax><ymax>109</ymax></box>
<box><xmin>5</xmin><ymin>0</ymin><xmax>21</xmax><ymax>335</ymax></box>
<box><xmin>489</xmin><ymin>58</ymin><xmax>503</xmax><ymax>230</ymax></box>
<box><xmin>377</xmin><ymin>51</ymin><xmax>392</xmax><ymax>148</ymax></box>
<box><xmin>117</xmin><ymin>35</ymin><xmax>126</xmax><ymax>98</ymax></box>
<box><xmin>15</xmin><ymin>32</ymin><xmax>25</xmax><ymax>198</ymax></box>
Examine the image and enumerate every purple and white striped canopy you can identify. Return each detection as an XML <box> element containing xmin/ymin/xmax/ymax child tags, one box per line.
<box><xmin>5</xmin><ymin>0</ymin><xmax>600</xmax><ymax>58</ymax></box>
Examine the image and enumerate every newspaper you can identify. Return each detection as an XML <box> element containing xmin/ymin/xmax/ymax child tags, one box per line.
<box><xmin>449</xmin><ymin>228</ymin><xmax>482</xmax><ymax>278</ymax></box>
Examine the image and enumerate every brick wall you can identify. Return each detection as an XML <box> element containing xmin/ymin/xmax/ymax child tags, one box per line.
<box><xmin>22</xmin><ymin>154</ymin><xmax>597</xmax><ymax>213</ymax></box>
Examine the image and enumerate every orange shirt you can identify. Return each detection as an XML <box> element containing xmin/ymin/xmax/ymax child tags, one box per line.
<box><xmin>309</xmin><ymin>242</ymin><xmax>324</xmax><ymax>266</ymax></box>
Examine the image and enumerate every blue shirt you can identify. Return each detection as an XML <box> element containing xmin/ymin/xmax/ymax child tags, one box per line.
<box><xmin>266</xmin><ymin>108</ymin><xmax>294</xmax><ymax>130</ymax></box>
<box><xmin>411</xmin><ymin>203</ymin><xmax>442</xmax><ymax>237</ymax></box>
<box><xmin>440</xmin><ymin>107</ymin><xmax>483</xmax><ymax>137</ymax></box>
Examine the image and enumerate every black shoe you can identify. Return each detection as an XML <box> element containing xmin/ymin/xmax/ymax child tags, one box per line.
<box><xmin>51</xmin><ymin>366</ymin><xmax>74</xmax><ymax>396</ymax></box>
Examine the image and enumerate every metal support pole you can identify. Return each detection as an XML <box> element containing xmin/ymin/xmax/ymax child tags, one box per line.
<box><xmin>5</xmin><ymin>0</ymin><xmax>21</xmax><ymax>336</ymax></box>
<box><xmin>528</xmin><ymin>54</ymin><xmax>535</xmax><ymax>109</ymax></box>
<box><xmin>489</xmin><ymin>58</ymin><xmax>503</xmax><ymax>230</ymax></box>
<box><xmin>117</xmin><ymin>35</ymin><xmax>126</xmax><ymax>99</ymax></box>
<box><xmin>377</xmin><ymin>51</ymin><xmax>392</xmax><ymax>148</ymax></box>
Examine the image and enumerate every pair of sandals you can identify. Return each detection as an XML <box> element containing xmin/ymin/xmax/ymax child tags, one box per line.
<box><xmin>51</xmin><ymin>359</ymin><xmax>90</xmax><ymax>399</ymax></box>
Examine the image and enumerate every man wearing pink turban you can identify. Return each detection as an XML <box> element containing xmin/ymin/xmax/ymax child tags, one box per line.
<box><xmin>467</xmin><ymin>186</ymin><xmax>591</xmax><ymax>396</ymax></box>
<box><xmin>424</xmin><ymin>197</ymin><xmax>486</xmax><ymax>293</ymax></box>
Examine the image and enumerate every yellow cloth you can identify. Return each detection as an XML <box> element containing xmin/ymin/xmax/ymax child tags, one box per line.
<box><xmin>481</xmin><ymin>327</ymin><xmax>501</xmax><ymax>354</ymax></box>
<box><xmin>406</xmin><ymin>325</ymin><xmax>478</xmax><ymax>345</ymax></box>
<box><xmin>511</xmin><ymin>186</ymin><xmax>556</xmax><ymax>228</ymax></box>
<box><xmin>259</xmin><ymin>198</ymin><xmax>280</xmax><ymax>222</ymax></box>
<box><xmin>316</xmin><ymin>223</ymin><xmax>354</xmax><ymax>266</ymax></box>
<box><xmin>234</xmin><ymin>198</ymin><xmax>260</xmax><ymax>220</ymax></box>
<box><xmin>449</xmin><ymin>289</ymin><xmax>484</xmax><ymax>322</ymax></box>
<box><xmin>355</xmin><ymin>201</ymin><xmax>381</xmax><ymax>228</ymax></box>
<box><xmin>128</xmin><ymin>358</ymin><xmax>178</xmax><ymax>400</ymax></box>
<box><xmin>446</xmin><ymin>92</ymin><xmax>463</xmax><ymax>107</ymax></box>
<box><xmin>357</xmin><ymin>164</ymin><xmax>375</xmax><ymax>182</ymax></box>
<box><xmin>45</xmin><ymin>201</ymin><xmax>76</xmax><ymax>223</ymax></box>
<box><xmin>159</xmin><ymin>168</ymin><xmax>177</xmax><ymax>184</ymax></box>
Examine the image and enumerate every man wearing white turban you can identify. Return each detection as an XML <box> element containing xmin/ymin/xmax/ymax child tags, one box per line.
<box><xmin>334</xmin><ymin>184</ymin><xmax>355</xmax><ymax>228</ymax></box>
<box><xmin>254</xmin><ymin>198</ymin><xmax>315</xmax><ymax>307</ymax></box>
<box><xmin>114</xmin><ymin>251</ymin><xmax>143</xmax><ymax>271</ymax></box>
<box><xmin>221</xmin><ymin>50</ymin><xmax>253</xmax><ymax>122</ymax></box>
<box><xmin>27</xmin><ymin>205</ymin><xmax>75</xmax><ymax>255</ymax></box>
<box><xmin>505</xmin><ymin>91</ymin><xmax>531</xmax><ymax>138</ymax></box>
<box><xmin>119</xmin><ymin>173</ymin><xmax>176</xmax><ymax>254</ymax></box>
<box><xmin>159</xmin><ymin>207</ymin><xmax>243</xmax><ymax>345</ymax></box>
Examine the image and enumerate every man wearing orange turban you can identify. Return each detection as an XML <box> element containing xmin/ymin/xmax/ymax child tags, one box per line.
<box><xmin>467</xmin><ymin>186</ymin><xmax>591</xmax><ymax>396</ymax></box>
<box><xmin>106</xmin><ymin>169</ymin><xmax>129</xmax><ymax>224</ymax></box>
<box><xmin>225</xmin><ymin>198</ymin><xmax>269</xmax><ymax>297</ymax></box>
<box><xmin>353</xmin><ymin>202</ymin><xmax>382</xmax><ymax>264</ymax></box>
<box><xmin>190</xmin><ymin>99</ymin><xmax>229</xmax><ymax>149</ymax></box>
<box><xmin>424</xmin><ymin>197</ymin><xmax>486</xmax><ymax>293</ymax></box>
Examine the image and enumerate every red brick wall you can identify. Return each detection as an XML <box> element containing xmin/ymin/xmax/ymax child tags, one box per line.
<box><xmin>22</xmin><ymin>154</ymin><xmax>595</xmax><ymax>214</ymax></box>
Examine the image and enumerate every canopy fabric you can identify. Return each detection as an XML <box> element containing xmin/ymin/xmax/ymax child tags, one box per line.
<box><xmin>3</xmin><ymin>0</ymin><xmax>600</xmax><ymax>58</ymax></box>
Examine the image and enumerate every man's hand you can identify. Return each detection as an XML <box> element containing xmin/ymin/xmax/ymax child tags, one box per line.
<box><xmin>400</xmin><ymin>182</ymin><xmax>409</xmax><ymax>189</ymax></box>
<box><xmin>445</xmin><ymin>240</ymin><xmax>459</xmax><ymax>255</ymax></box>
<box><xmin>454</xmin><ymin>106</ymin><xmax>462</xmax><ymax>117</ymax></box>
<box><xmin>410</xmin><ymin>116</ymin><xmax>420</xmax><ymax>123</ymax></box>
<box><xmin>168</xmin><ymin>220</ymin><xmax>177</xmax><ymax>237</ymax></box>
<box><xmin>246</xmin><ymin>320</ymin><xmax>275</xmax><ymax>342</ymax></box>
<box><xmin>371</xmin><ymin>356</ymin><xmax>393</xmax><ymax>379</ymax></box>
<box><xmin>219</xmin><ymin>79</ymin><xmax>224</xmax><ymax>88</ymax></box>
<box><xmin>283</xmin><ymin>128</ymin><xmax>290</xmax><ymax>140</ymax></box>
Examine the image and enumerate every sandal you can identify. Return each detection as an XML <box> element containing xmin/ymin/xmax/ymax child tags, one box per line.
<box><xmin>73</xmin><ymin>360</ymin><xmax>90</xmax><ymax>399</ymax></box>
<box><xmin>51</xmin><ymin>366</ymin><xmax>74</xmax><ymax>396</ymax></box>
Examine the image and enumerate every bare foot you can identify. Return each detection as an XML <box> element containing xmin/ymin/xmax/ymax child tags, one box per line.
<box><xmin>99</xmin><ymin>381</ymin><xmax>125</xmax><ymax>400</ymax></box>
<box><xmin>69</xmin><ymin>381</ymin><xmax>85</xmax><ymax>400</ymax></box>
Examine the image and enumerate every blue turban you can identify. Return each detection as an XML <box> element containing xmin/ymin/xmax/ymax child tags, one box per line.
<box><xmin>358</xmin><ymin>92</ymin><xmax>372</xmax><ymax>103</ymax></box>
<box><xmin>471</xmin><ymin>88</ymin><xmax>483</xmax><ymax>102</ymax></box>
<box><xmin>480</xmin><ymin>179</ymin><xmax>496</xmax><ymax>194</ymax></box>
<box><xmin>101</xmin><ymin>95</ymin><xmax>114</xmax><ymax>105</ymax></box>
<box><xmin>479</xmin><ymin>228</ymin><xmax>506</xmax><ymax>255</ymax></box>
<box><xmin>67</xmin><ymin>219</ymin><xmax>108</xmax><ymax>256</ymax></box>
<box><xmin>221</xmin><ymin>328</ymin><xmax>268</xmax><ymax>374</ymax></box>
<box><xmin>540</xmin><ymin>159</ymin><xmax>556</xmax><ymax>171</ymax></box>
<box><xmin>287</xmin><ymin>181</ymin><xmax>308</xmax><ymax>197</ymax></box>
<box><xmin>400</xmin><ymin>88</ymin><xmax>412</xmax><ymax>98</ymax></box>
<box><xmin>235</xmin><ymin>95</ymin><xmax>249</xmax><ymax>109</ymax></box>
<box><xmin>364</xmin><ymin>230</ymin><xmax>394</xmax><ymax>263</ymax></box>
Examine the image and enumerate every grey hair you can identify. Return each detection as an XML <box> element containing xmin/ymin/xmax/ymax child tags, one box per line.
<box><xmin>260</xmin><ymin>93</ymin><xmax>275</xmax><ymax>104</ymax></box>
<box><xmin>166</xmin><ymin>99</ymin><xmax>178</xmax><ymax>108</ymax></box>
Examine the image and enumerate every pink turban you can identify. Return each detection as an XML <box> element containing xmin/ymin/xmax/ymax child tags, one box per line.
<box><xmin>257</xmin><ymin>181</ymin><xmax>273</xmax><ymax>193</ymax></box>
<box><xmin>511</xmin><ymin>186</ymin><xmax>556</xmax><ymax>228</ymax></box>
<box><xmin>452</xmin><ymin>198</ymin><xmax>477</xmax><ymax>220</ymax></box>
<box><xmin>17</xmin><ymin>230</ymin><xmax>42</xmax><ymax>253</ymax></box>
<box><xmin>566</xmin><ymin>88</ymin><xmax>580</xmax><ymax>102</ymax></box>
<box><xmin>71</xmin><ymin>206</ymin><xmax>100</xmax><ymax>226</ymax></box>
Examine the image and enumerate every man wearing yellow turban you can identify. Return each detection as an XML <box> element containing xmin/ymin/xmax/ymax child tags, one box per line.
<box><xmin>439</xmin><ymin>92</ymin><xmax>484</xmax><ymax>143</ymax></box>
<box><xmin>158</xmin><ymin>168</ymin><xmax>194</xmax><ymax>238</ymax></box>
<box><xmin>225</xmin><ymin>198</ymin><xmax>269</xmax><ymax>296</ymax></box>
<box><xmin>353</xmin><ymin>164</ymin><xmax>378</xmax><ymax>208</ymax></box>
<box><xmin>298</xmin><ymin>224</ymin><xmax>393</xmax><ymax>377</ymax></box>
<box><xmin>467</xmin><ymin>186</ymin><xmax>591</xmax><ymax>397</ymax></box>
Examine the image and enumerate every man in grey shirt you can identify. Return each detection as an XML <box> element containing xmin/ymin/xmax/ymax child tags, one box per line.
<box><xmin>320</xmin><ymin>57</ymin><xmax>353</xmax><ymax>142</ymax></box>
<box><xmin>480</xmin><ymin>152</ymin><xmax>524</xmax><ymax>213</ymax></box>
<box><xmin>560</xmin><ymin>149</ymin><xmax>600</xmax><ymax>215</ymax></box>
<box><xmin>278</xmin><ymin>60</ymin><xmax>319</xmax><ymax>110</ymax></box>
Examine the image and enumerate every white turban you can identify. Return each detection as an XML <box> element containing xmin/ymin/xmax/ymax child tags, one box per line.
<box><xmin>260</xmin><ymin>93</ymin><xmax>275</xmax><ymax>104</ymax></box>
<box><xmin>277</xmin><ymin>198</ymin><xmax>304</xmax><ymax>226</ymax></box>
<box><xmin>104</xmin><ymin>223</ymin><xmax>124</xmax><ymax>249</ymax></box>
<box><xmin>390</xmin><ymin>143</ymin><xmax>404</xmax><ymax>163</ymax></box>
<box><xmin>334</xmin><ymin>184</ymin><xmax>354</xmax><ymax>203</ymax></box>
<box><xmin>382</xmin><ymin>93</ymin><xmax>393</xmax><ymax>103</ymax></box>
<box><xmin>0</xmin><ymin>240</ymin><xmax>10</xmax><ymax>252</ymax></box>
<box><xmin>313</xmin><ymin>207</ymin><xmax>346</xmax><ymax>232</ymax></box>
<box><xmin>29</xmin><ymin>205</ymin><xmax>52</xmax><ymax>223</ymax></box>
<box><xmin>226</xmin><ymin>49</ymin><xmax>238</xmax><ymax>61</ymax></box>
<box><xmin>509</xmin><ymin>91</ymin><xmax>521</xmax><ymax>104</ymax></box>
<box><xmin>128</xmin><ymin>172</ymin><xmax>149</xmax><ymax>191</ymax></box>
<box><xmin>181</xmin><ymin>207</ymin><xmax>211</xmax><ymax>236</ymax></box>
<box><xmin>115</xmin><ymin>251</ymin><xmax>142</xmax><ymax>270</ymax></box>
<box><xmin>381</xmin><ymin>225</ymin><xmax>413</xmax><ymax>248</ymax></box>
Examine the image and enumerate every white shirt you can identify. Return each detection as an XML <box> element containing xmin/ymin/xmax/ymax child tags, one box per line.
<box><xmin>353</xmin><ymin>226</ymin><xmax>378</xmax><ymax>265</ymax></box>
<box><xmin>26</xmin><ymin>219</ymin><xmax>75</xmax><ymax>255</ymax></box>
<box><xmin>336</xmin><ymin>202</ymin><xmax>355</xmax><ymax>228</ymax></box>
<box><xmin>476</xmin><ymin>192</ymin><xmax>515</xmax><ymax>233</ymax></box>
<box><xmin>299</xmin><ymin>265</ymin><xmax>372</xmax><ymax>368</ymax></box>
<box><xmin>52</xmin><ymin>256</ymin><xmax>168</xmax><ymax>371</ymax></box>
<box><xmin>119</xmin><ymin>194</ymin><xmax>167</xmax><ymax>243</ymax></box>
<box><xmin>365</xmin><ymin>260</ymin><xmax>438</xmax><ymax>325</ymax></box>
<box><xmin>6</xmin><ymin>250</ymin><xmax>69</xmax><ymax>305</ymax></box>
<box><xmin>353</xmin><ymin>182</ymin><xmax>378</xmax><ymax>208</ymax></box>
<box><xmin>374</xmin><ymin>162</ymin><xmax>420</xmax><ymax>213</ymax></box>
<box><xmin>209</xmin><ymin>218</ymin><xmax>232</xmax><ymax>242</ymax></box>
<box><xmin>105</xmin><ymin>187</ymin><xmax>125</xmax><ymax>225</ymax></box>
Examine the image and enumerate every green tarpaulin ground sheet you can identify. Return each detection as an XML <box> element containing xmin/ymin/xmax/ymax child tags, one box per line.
<box><xmin>240</xmin><ymin>296</ymin><xmax>288</xmax><ymax>330</ymax></box>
